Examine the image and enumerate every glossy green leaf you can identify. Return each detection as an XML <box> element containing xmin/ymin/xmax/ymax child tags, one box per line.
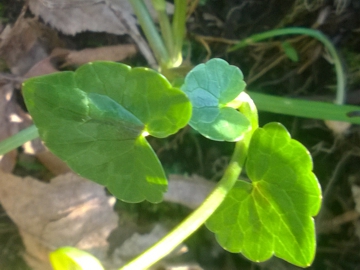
<box><xmin>22</xmin><ymin>61</ymin><xmax>192</xmax><ymax>203</ymax></box>
<box><xmin>206</xmin><ymin>122</ymin><xmax>322</xmax><ymax>267</ymax></box>
<box><xmin>181</xmin><ymin>58</ymin><xmax>250</xmax><ymax>141</ymax></box>
<box><xmin>50</xmin><ymin>247</ymin><xmax>104</xmax><ymax>270</ymax></box>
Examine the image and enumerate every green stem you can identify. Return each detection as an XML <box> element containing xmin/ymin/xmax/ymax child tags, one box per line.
<box><xmin>157</xmin><ymin>10</ymin><xmax>174</xmax><ymax>57</ymax></box>
<box><xmin>120</xmin><ymin>139</ymin><xmax>249</xmax><ymax>270</ymax></box>
<box><xmin>129</xmin><ymin>0</ymin><xmax>170</xmax><ymax>67</ymax></box>
<box><xmin>248</xmin><ymin>91</ymin><xmax>360</xmax><ymax>124</ymax></box>
<box><xmin>0</xmin><ymin>125</ymin><xmax>38</xmax><ymax>155</ymax></box>
<box><xmin>2</xmin><ymin>92</ymin><xmax>360</xmax><ymax>156</ymax></box>
<box><xmin>229</xmin><ymin>27</ymin><xmax>346</xmax><ymax>105</ymax></box>
<box><xmin>120</xmin><ymin>96</ymin><xmax>258</xmax><ymax>270</ymax></box>
<box><xmin>171</xmin><ymin>0</ymin><xmax>187</xmax><ymax>67</ymax></box>
<box><xmin>151</xmin><ymin>0</ymin><xmax>174</xmax><ymax>58</ymax></box>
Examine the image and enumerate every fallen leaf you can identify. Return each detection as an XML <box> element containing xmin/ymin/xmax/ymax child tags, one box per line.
<box><xmin>0</xmin><ymin>17</ymin><xmax>62</xmax><ymax>75</ymax></box>
<box><xmin>0</xmin><ymin>80</ymin><xmax>32</xmax><ymax>172</ymax></box>
<box><xmin>28</xmin><ymin>0</ymin><xmax>158</xmax><ymax>66</ymax></box>
<box><xmin>52</xmin><ymin>44</ymin><xmax>137</xmax><ymax>67</ymax></box>
<box><xmin>165</xmin><ymin>174</ymin><xmax>215</xmax><ymax>209</ymax></box>
<box><xmin>0</xmin><ymin>171</ymin><xmax>118</xmax><ymax>270</ymax></box>
<box><xmin>23</xmin><ymin>56</ymin><xmax>59</xmax><ymax>78</ymax></box>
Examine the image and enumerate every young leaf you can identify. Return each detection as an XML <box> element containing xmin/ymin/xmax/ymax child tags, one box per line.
<box><xmin>181</xmin><ymin>58</ymin><xmax>250</xmax><ymax>141</ymax></box>
<box><xmin>50</xmin><ymin>247</ymin><xmax>104</xmax><ymax>270</ymax></box>
<box><xmin>206</xmin><ymin>122</ymin><xmax>322</xmax><ymax>267</ymax></box>
<box><xmin>22</xmin><ymin>61</ymin><xmax>192</xmax><ymax>203</ymax></box>
<box><xmin>281</xmin><ymin>41</ymin><xmax>299</xmax><ymax>62</ymax></box>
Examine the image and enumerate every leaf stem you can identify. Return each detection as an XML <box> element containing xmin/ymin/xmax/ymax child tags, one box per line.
<box><xmin>129</xmin><ymin>0</ymin><xmax>170</xmax><ymax>67</ymax></box>
<box><xmin>120</xmin><ymin>139</ymin><xmax>249</xmax><ymax>270</ymax></box>
<box><xmin>171</xmin><ymin>0</ymin><xmax>187</xmax><ymax>67</ymax></box>
<box><xmin>120</xmin><ymin>94</ymin><xmax>258</xmax><ymax>270</ymax></box>
<box><xmin>248</xmin><ymin>91</ymin><xmax>360</xmax><ymax>125</ymax></box>
<box><xmin>151</xmin><ymin>0</ymin><xmax>174</xmax><ymax>59</ymax></box>
<box><xmin>229</xmin><ymin>27</ymin><xmax>346</xmax><ymax>105</ymax></box>
<box><xmin>0</xmin><ymin>125</ymin><xmax>39</xmax><ymax>155</ymax></box>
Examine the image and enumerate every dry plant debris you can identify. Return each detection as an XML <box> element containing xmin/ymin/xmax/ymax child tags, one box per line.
<box><xmin>0</xmin><ymin>81</ymin><xmax>32</xmax><ymax>172</ymax></box>
<box><xmin>28</xmin><ymin>0</ymin><xmax>163</xmax><ymax>67</ymax></box>
<box><xmin>0</xmin><ymin>171</ymin><xmax>118</xmax><ymax>270</ymax></box>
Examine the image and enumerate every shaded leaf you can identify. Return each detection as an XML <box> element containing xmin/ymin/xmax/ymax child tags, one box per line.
<box><xmin>281</xmin><ymin>41</ymin><xmax>299</xmax><ymax>62</ymax></box>
<box><xmin>181</xmin><ymin>58</ymin><xmax>250</xmax><ymax>141</ymax></box>
<box><xmin>22</xmin><ymin>61</ymin><xmax>191</xmax><ymax>203</ymax></box>
<box><xmin>206</xmin><ymin>122</ymin><xmax>322</xmax><ymax>267</ymax></box>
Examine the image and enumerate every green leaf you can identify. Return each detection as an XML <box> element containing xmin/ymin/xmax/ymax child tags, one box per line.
<box><xmin>206</xmin><ymin>122</ymin><xmax>322</xmax><ymax>267</ymax></box>
<box><xmin>22</xmin><ymin>61</ymin><xmax>192</xmax><ymax>203</ymax></box>
<box><xmin>281</xmin><ymin>41</ymin><xmax>299</xmax><ymax>62</ymax></box>
<box><xmin>181</xmin><ymin>58</ymin><xmax>250</xmax><ymax>141</ymax></box>
<box><xmin>50</xmin><ymin>247</ymin><xmax>104</xmax><ymax>270</ymax></box>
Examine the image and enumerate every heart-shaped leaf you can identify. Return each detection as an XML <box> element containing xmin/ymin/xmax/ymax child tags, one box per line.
<box><xmin>181</xmin><ymin>58</ymin><xmax>250</xmax><ymax>141</ymax></box>
<box><xmin>50</xmin><ymin>247</ymin><xmax>104</xmax><ymax>270</ymax></box>
<box><xmin>206</xmin><ymin>122</ymin><xmax>322</xmax><ymax>267</ymax></box>
<box><xmin>22</xmin><ymin>61</ymin><xmax>192</xmax><ymax>203</ymax></box>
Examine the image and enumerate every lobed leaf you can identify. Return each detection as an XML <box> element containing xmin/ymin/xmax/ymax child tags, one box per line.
<box><xmin>181</xmin><ymin>58</ymin><xmax>250</xmax><ymax>141</ymax></box>
<box><xmin>206</xmin><ymin>122</ymin><xmax>322</xmax><ymax>267</ymax></box>
<box><xmin>22</xmin><ymin>61</ymin><xmax>192</xmax><ymax>203</ymax></box>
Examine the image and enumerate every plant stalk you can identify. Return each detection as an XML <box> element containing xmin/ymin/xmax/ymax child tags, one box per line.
<box><xmin>0</xmin><ymin>125</ymin><xmax>39</xmax><ymax>155</ymax></box>
<box><xmin>129</xmin><ymin>0</ymin><xmax>170</xmax><ymax>67</ymax></box>
<box><xmin>248</xmin><ymin>91</ymin><xmax>360</xmax><ymax>125</ymax></box>
<box><xmin>151</xmin><ymin>0</ymin><xmax>174</xmax><ymax>58</ymax></box>
<box><xmin>229</xmin><ymin>27</ymin><xmax>346</xmax><ymax>105</ymax></box>
<box><xmin>120</xmin><ymin>138</ymin><xmax>250</xmax><ymax>270</ymax></box>
<box><xmin>171</xmin><ymin>0</ymin><xmax>187</xmax><ymax>67</ymax></box>
<box><xmin>120</xmin><ymin>97</ymin><xmax>258</xmax><ymax>270</ymax></box>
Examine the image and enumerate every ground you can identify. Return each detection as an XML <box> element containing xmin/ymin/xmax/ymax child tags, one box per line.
<box><xmin>1</xmin><ymin>0</ymin><xmax>360</xmax><ymax>269</ymax></box>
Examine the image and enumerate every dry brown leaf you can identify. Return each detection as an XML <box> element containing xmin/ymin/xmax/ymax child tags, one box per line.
<box><xmin>113</xmin><ymin>224</ymin><xmax>169</xmax><ymax>264</ymax></box>
<box><xmin>111</xmin><ymin>224</ymin><xmax>190</xmax><ymax>268</ymax></box>
<box><xmin>165</xmin><ymin>174</ymin><xmax>215</xmax><ymax>209</ymax></box>
<box><xmin>23</xmin><ymin>56</ymin><xmax>59</xmax><ymax>78</ymax></box>
<box><xmin>29</xmin><ymin>0</ymin><xmax>136</xmax><ymax>36</ymax></box>
<box><xmin>0</xmin><ymin>171</ymin><xmax>118</xmax><ymax>270</ymax></box>
<box><xmin>0</xmin><ymin>17</ymin><xmax>63</xmax><ymax>75</ymax></box>
<box><xmin>22</xmin><ymin>136</ymin><xmax>71</xmax><ymax>175</ymax></box>
<box><xmin>28</xmin><ymin>0</ymin><xmax>158</xmax><ymax>67</ymax></box>
<box><xmin>52</xmin><ymin>44</ymin><xmax>137</xmax><ymax>67</ymax></box>
<box><xmin>0</xmin><ymin>80</ymin><xmax>33</xmax><ymax>172</ymax></box>
<box><xmin>28</xmin><ymin>0</ymin><xmax>170</xmax><ymax>35</ymax></box>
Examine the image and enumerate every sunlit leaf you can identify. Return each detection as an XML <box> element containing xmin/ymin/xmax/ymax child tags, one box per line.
<box><xmin>22</xmin><ymin>61</ymin><xmax>192</xmax><ymax>203</ymax></box>
<box><xmin>206</xmin><ymin>122</ymin><xmax>322</xmax><ymax>267</ymax></box>
<box><xmin>50</xmin><ymin>247</ymin><xmax>104</xmax><ymax>270</ymax></box>
<box><xmin>181</xmin><ymin>58</ymin><xmax>250</xmax><ymax>141</ymax></box>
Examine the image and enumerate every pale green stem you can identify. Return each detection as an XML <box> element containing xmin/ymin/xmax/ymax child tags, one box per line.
<box><xmin>120</xmin><ymin>97</ymin><xmax>258</xmax><ymax>270</ymax></box>
<box><xmin>248</xmin><ymin>91</ymin><xmax>360</xmax><ymax>125</ymax></box>
<box><xmin>157</xmin><ymin>11</ymin><xmax>174</xmax><ymax>56</ymax></box>
<box><xmin>229</xmin><ymin>27</ymin><xmax>346</xmax><ymax>105</ymax></box>
<box><xmin>151</xmin><ymin>0</ymin><xmax>174</xmax><ymax>58</ymax></box>
<box><xmin>120</xmin><ymin>137</ymin><xmax>250</xmax><ymax>270</ymax></box>
<box><xmin>171</xmin><ymin>0</ymin><xmax>187</xmax><ymax>67</ymax></box>
<box><xmin>129</xmin><ymin>0</ymin><xmax>170</xmax><ymax>67</ymax></box>
<box><xmin>0</xmin><ymin>125</ymin><xmax>39</xmax><ymax>155</ymax></box>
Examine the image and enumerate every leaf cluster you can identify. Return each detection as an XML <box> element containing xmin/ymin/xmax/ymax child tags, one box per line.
<box><xmin>22</xmin><ymin>58</ymin><xmax>322</xmax><ymax>268</ymax></box>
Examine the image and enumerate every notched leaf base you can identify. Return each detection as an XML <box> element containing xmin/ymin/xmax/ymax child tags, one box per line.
<box><xmin>22</xmin><ymin>61</ymin><xmax>192</xmax><ymax>203</ymax></box>
<box><xmin>206</xmin><ymin>122</ymin><xmax>322</xmax><ymax>267</ymax></box>
<box><xmin>181</xmin><ymin>58</ymin><xmax>250</xmax><ymax>141</ymax></box>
